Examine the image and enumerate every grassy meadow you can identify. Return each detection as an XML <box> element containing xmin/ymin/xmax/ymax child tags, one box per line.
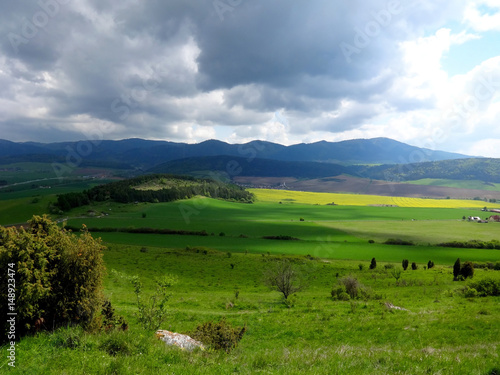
<box><xmin>1</xmin><ymin>185</ymin><xmax>500</xmax><ymax>374</ymax></box>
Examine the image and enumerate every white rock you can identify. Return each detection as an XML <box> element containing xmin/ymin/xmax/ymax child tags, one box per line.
<box><xmin>156</xmin><ymin>330</ymin><xmax>205</xmax><ymax>351</ymax></box>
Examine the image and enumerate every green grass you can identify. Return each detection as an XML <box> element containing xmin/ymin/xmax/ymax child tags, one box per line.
<box><xmin>4</xmin><ymin>245</ymin><xmax>500</xmax><ymax>374</ymax></box>
<box><xmin>2</xmin><ymin>192</ymin><xmax>500</xmax><ymax>374</ymax></box>
<box><xmin>60</xmin><ymin>198</ymin><xmax>500</xmax><ymax>265</ymax></box>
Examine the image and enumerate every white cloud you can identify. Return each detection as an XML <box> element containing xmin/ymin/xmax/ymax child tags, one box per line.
<box><xmin>467</xmin><ymin>138</ymin><xmax>500</xmax><ymax>157</ymax></box>
<box><xmin>464</xmin><ymin>0</ymin><xmax>500</xmax><ymax>32</ymax></box>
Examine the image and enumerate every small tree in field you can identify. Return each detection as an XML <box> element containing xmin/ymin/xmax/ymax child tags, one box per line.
<box><xmin>369</xmin><ymin>258</ymin><xmax>377</xmax><ymax>270</ymax></box>
<box><xmin>263</xmin><ymin>259</ymin><xmax>306</xmax><ymax>300</ymax></box>
<box><xmin>402</xmin><ymin>259</ymin><xmax>409</xmax><ymax>270</ymax></box>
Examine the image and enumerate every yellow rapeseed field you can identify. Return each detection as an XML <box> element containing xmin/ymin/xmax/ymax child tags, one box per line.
<box><xmin>250</xmin><ymin>188</ymin><xmax>499</xmax><ymax>209</ymax></box>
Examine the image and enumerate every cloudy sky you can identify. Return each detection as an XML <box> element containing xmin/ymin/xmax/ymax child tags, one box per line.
<box><xmin>1</xmin><ymin>0</ymin><xmax>500</xmax><ymax>156</ymax></box>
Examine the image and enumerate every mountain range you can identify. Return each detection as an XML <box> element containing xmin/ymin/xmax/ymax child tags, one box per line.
<box><xmin>2</xmin><ymin>137</ymin><xmax>500</xmax><ymax>199</ymax></box>
<box><xmin>0</xmin><ymin>137</ymin><xmax>469</xmax><ymax>168</ymax></box>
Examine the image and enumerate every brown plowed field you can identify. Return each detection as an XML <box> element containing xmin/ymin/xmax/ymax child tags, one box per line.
<box><xmin>234</xmin><ymin>175</ymin><xmax>500</xmax><ymax>200</ymax></box>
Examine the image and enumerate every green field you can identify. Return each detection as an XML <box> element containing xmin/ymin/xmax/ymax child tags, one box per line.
<box><xmin>60</xmin><ymin>197</ymin><xmax>500</xmax><ymax>265</ymax></box>
<box><xmin>2</xmin><ymin>187</ymin><xmax>500</xmax><ymax>374</ymax></box>
<box><xmin>407</xmin><ymin>178</ymin><xmax>500</xmax><ymax>192</ymax></box>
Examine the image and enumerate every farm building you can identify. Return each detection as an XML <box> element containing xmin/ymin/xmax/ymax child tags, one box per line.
<box><xmin>468</xmin><ymin>216</ymin><xmax>482</xmax><ymax>221</ymax></box>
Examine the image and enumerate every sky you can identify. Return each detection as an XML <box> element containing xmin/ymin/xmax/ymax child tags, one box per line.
<box><xmin>0</xmin><ymin>0</ymin><xmax>499</xmax><ymax>157</ymax></box>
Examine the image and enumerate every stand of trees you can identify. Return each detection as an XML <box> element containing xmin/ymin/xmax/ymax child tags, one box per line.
<box><xmin>56</xmin><ymin>174</ymin><xmax>254</xmax><ymax>211</ymax></box>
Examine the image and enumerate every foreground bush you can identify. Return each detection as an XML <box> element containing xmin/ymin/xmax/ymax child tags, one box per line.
<box><xmin>188</xmin><ymin>318</ymin><xmax>246</xmax><ymax>353</ymax></box>
<box><xmin>0</xmin><ymin>216</ymin><xmax>105</xmax><ymax>343</ymax></box>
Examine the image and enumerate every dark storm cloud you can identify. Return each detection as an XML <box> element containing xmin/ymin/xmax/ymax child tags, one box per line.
<box><xmin>0</xmin><ymin>0</ymin><xmax>474</xmax><ymax>143</ymax></box>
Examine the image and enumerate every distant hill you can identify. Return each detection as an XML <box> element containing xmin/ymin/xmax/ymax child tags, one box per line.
<box><xmin>0</xmin><ymin>137</ymin><xmax>469</xmax><ymax>168</ymax></box>
<box><xmin>361</xmin><ymin>158</ymin><xmax>500</xmax><ymax>183</ymax></box>
<box><xmin>151</xmin><ymin>155</ymin><xmax>500</xmax><ymax>187</ymax></box>
<box><xmin>149</xmin><ymin>155</ymin><xmax>349</xmax><ymax>179</ymax></box>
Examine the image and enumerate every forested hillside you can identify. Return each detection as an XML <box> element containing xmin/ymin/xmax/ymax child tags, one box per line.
<box><xmin>360</xmin><ymin>158</ymin><xmax>500</xmax><ymax>183</ymax></box>
<box><xmin>55</xmin><ymin>174</ymin><xmax>254</xmax><ymax>211</ymax></box>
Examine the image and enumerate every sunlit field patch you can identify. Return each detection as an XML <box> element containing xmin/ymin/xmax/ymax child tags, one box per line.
<box><xmin>250</xmin><ymin>189</ymin><xmax>499</xmax><ymax>209</ymax></box>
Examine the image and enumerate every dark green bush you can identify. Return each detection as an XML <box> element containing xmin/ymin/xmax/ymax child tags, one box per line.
<box><xmin>262</xmin><ymin>235</ymin><xmax>300</xmax><ymax>241</ymax></box>
<box><xmin>461</xmin><ymin>261</ymin><xmax>474</xmax><ymax>279</ymax></box>
<box><xmin>385</xmin><ymin>239</ymin><xmax>414</xmax><ymax>246</ymax></box>
<box><xmin>427</xmin><ymin>260</ymin><xmax>435</xmax><ymax>269</ymax></box>
<box><xmin>369</xmin><ymin>258</ymin><xmax>377</xmax><ymax>270</ymax></box>
<box><xmin>411</xmin><ymin>262</ymin><xmax>418</xmax><ymax>270</ymax></box>
<box><xmin>188</xmin><ymin>318</ymin><xmax>246</xmax><ymax>353</ymax></box>
<box><xmin>0</xmin><ymin>215</ymin><xmax>105</xmax><ymax>343</ymax></box>
<box><xmin>402</xmin><ymin>259</ymin><xmax>409</xmax><ymax>270</ymax></box>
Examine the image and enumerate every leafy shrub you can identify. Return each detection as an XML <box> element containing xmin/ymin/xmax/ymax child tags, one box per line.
<box><xmin>369</xmin><ymin>258</ymin><xmax>377</xmax><ymax>270</ymax></box>
<box><xmin>358</xmin><ymin>264</ymin><xmax>364</xmax><ymax>271</ymax></box>
<box><xmin>188</xmin><ymin>318</ymin><xmax>246</xmax><ymax>353</ymax></box>
<box><xmin>0</xmin><ymin>216</ymin><xmax>105</xmax><ymax>342</ymax></box>
<box><xmin>384</xmin><ymin>264</ymin><xmax>394</xmax><ymax>269</ymax></box>
<box><xmin>340</xmin><ymin>276</ymin><xmax>360</xmax><ymax>299</ymax></box>
<box><xmin>331</xmin><ymin>284</ymin><xmax>351</xmax><ymax>301</ymax></box>
<box><xmin>132</xmin><ymin>274</ymin><xmax>178</xmax><ymax>331</ymax></box>
<box><xmin>463</xmin><ymin>286</ymin><xmax>478</xmax><ymax>298</ymax></box>
<box><xmin>411</xmin><ymin>262</ymin><xmax>418</xmax><ymax>270</ymax></box>
<box><xmin>368</xmin><ymin>239</ymin><xmax>375</xmax><ymax>244</ymax></box>
<box><xmin>427</xmin><ymin>260</ymin><xmax>435</xmax><ymax>269</ymax></box>
<box><xmin>467</xmin><ymin>278</ymin><xmax>500</xmax><ymax>296</ymax></box>
<box><xmin>332</xmin><ymin>276</ymin><xmax>371</xmax><ymax>300</ymax></box>
<box><xmin>391</xmin><ymin>268</ymin><xmax>402</xmax><ymax>281</ymax></box>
